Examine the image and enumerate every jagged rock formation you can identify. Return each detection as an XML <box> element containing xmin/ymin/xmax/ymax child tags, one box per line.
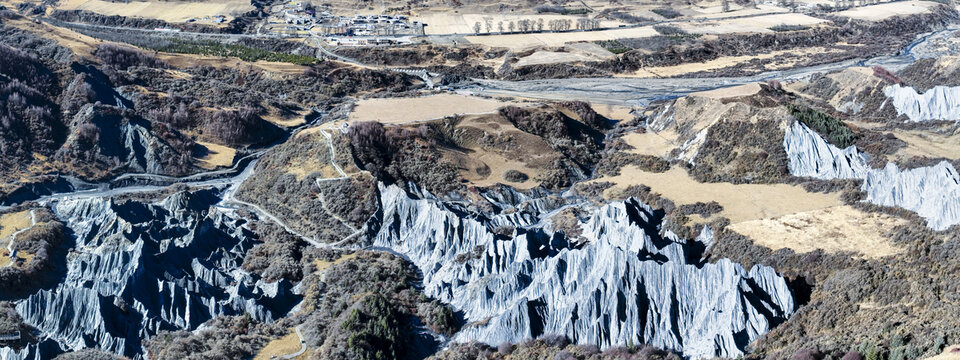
<box><xmin>883</xmin><ymin>84</ymin><xmax>960</xmax><ymax>122</ymax></box>
<box><xmin>1</xmin><ymin>190</ymin><xmax>298</xmax><ymax>359</ymax></box>
<box><xmin>784</xmin><ymin>121</ymin><xmax>960</xmax><ymax>230</ymax></box>
<box><xmin>372</xmin><ymin>184</ymin><xmax>797</xmax><ymax>359</ymax></box>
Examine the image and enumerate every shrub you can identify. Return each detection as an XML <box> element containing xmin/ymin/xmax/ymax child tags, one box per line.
<box><xmin>678</xmin><ymin>201</ymin><xmax>723</xmax><ymax>217</ymax></box>
<box><xmin>872</xmin><ymin>66</ymin><xmax>904</xmax><ymax>85</ymax></box>
<box><xmin>654</xmin><ymin>25</ymin><xmax>687</xmax><ymax>35</ymax></box>
<box><xmin>841</xmin><ymin>350</ymin><xmax>865</xmax><ymax>360</ymax></box>
<box><xmin>595</xmin><ymin>40</ymin><xmax>631</xmax><ymax>54</ymax></box>
<box><xmin>651</xmin><ymin>8</ymin><xmax>682</xmax><ymax>19</ymax></box>
<box><xmin>202</xmin><ymin>106</ymin><xmax>282</xmax><ymax>147</ymax></box>
<box><xmin>93</xmin><ymin>43</ymin><xmax>167</xmax><ymax>70</ymax></box>
<box><xmin>770</xmin><ymin>24</ymin><xmax>811</xmax><ymax>32</ymax></box>
<box><xmin>503</xmin><ymin>170</ymin><xmax>529</xmax><ymax>183</ymax></box>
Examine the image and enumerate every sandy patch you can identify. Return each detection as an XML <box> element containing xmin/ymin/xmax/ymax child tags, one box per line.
<box><xmin>348</xmin><ymin>94</ymin><xmax>514</xmax><ymax>124</ymax></box>
<box><xmin>253</xmin><ymin>328</ymin><xmax>304</xmax><ymax>360</ymax></box>
<box><xmin>834</xmin><ymin>0</ymin><xmax>936</xmax><ymax>21</ymax></box>
<box><xmin>193</xmin><ymin>141</ymin><xmax>236</xmax><ymax>170</ymax></box>
<box><xmin>592</xmin><ymin>104</ymin><xmax>635</xmax><ymax>122</ymax></box>
<box><xmin>595</xmin><ymin>166</ymin><xmax>841</xmax><ymax>223</ymax></box>
<box><xmin>925</xmin><ymin>345</ymin><xmax>960</xmax><ymax>360</ymax></box>
<box><xmin>314</xmin><ymin>252</ymin><xmax>358</xmax><ymax>273</ymax></box>
<box><xmin>0</xmin><ymin>210</ymin><xmax>33</xmax><ymax>267</ymax></box>
<box><xmin>889</xmin><ymin>129</ymin><xmax>960</xmax><ymax>161</ymax></box>
<box><xmin>692</xmin><ymin>83</ymin><xmax>763</xmax><ymax>99</ymax></box>
<box><xmin>620</xmin><ymin>131</ymin><xmax>676</xmax><ymax>157</ymax></box>
<box><xmin>55</xmin><ymin>0</ymin><xmax>254</xmax><ymax>23</ymax></box>
<box><xmin>0</xmin><ymin>210</ymin><xmax>33</xmax><ymax>244</ymax></box>
<box><xmin>728</xmin><ymin>205</ymin><xmax>906</xmax><ymax>258</ymax></box>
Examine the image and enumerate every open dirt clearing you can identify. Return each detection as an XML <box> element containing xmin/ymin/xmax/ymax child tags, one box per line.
<box><xmin>55</xmin><ymin>0</ymin><xmax>254</xmax><ymax>23</ymax></box>
<box><xmin>834</xmin><ymin>0</ymin><xmax>937</xmax><ymax>21</ymax></box>
<box><xmin>0</xmin><ymin>210</ymin><xmax>33</xmax><ymax>244</ymax></box>
<box><xmin>253</xmin><ymin>328</ymin><xmax>305</xmax><ymax>360</ymax></box>
<box><xmin>595</xmin><ymin>166</ymin><xmax>841</xmax><ymax>223</ymax></box>
<box><xmin>348</xmin><ymin>94</ymin><xmax>515</xmax><ymax>124</ymax></box>
<box><xmin>727</xmin><ymin>205</ymin><xmax>907</xmax><ymax>258</ymax></box>
<box><xmin>193</xmin><ymin>141</ymin><xmax>236</xmax><ymax>170</ymax></box>
<box><xmin>887</xmin><ymin>129</ymin><xmax>960</xmax><ymax>162</ymax></box>
<box><xmin>620</xmin><ymin>131</ymin><xmax>676</xmax><ymax>157</ymax></box>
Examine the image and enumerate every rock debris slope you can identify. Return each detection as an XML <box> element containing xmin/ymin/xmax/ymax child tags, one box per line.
<box><xmin>883</xmin><ymin>84</ymin><xmax>960</xmax><ymax>122</ymax></box>
<box><xmin>784</xmin><ymin>121</ymin><xmax>960</xmax><ymax>230</ymax></box>
<box><xmin>372</xmin><ymin>185</ymin><xmax>797</xmax><ymax>359</ymax></box>
<box><xmin>2</xmin><ymin>190</ymin><xmax>298</xmax><ymax>360</ymax></box>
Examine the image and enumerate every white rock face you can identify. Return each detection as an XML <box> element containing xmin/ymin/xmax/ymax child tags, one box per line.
<box><xmin>372</xmin><ymin>185</ymin><xmax>797</xmax><ymax>359</ymax></box>
<box><xmin>883</xmin><ymin>84</ymin><xmax>960</xmax><ymax>122</ymax></box>
<box><xmin>784</xmin><ymin>121</ymin><xmax>960</xmax><ymax>230</ymax></box>
<box><xmin>4</xmin><ymin>190</ymin><xmax>298</xmax><ymax>359</ymax></box>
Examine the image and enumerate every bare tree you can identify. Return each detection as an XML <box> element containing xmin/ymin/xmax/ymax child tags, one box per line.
<box><xmin>722</xmin><ymin>0</ymin><xmax>730</xmax><ymax>12</ymax></box>
<box><xmin>474</xmin><ymin>21</ymin><xmax>481</xmax><ymax>34</ymax></box>
<box><xmin>485</xmin><ymin>19</ymin><xmax>492</xmax><ymax>33</ymax></box>
<box><xmin>498</xmin><ymin>21</ymin><xmax>504</xmax><ymax>33</ymax></box>
<box><xmin>508</xmin><ymin>20</ymin><xmax>515</xmax><ymax>33</ymax></box>
<box><xmin>537</xmin><ymin>18</ymin><xmax>544</xmax><ymax>32</ymax></box>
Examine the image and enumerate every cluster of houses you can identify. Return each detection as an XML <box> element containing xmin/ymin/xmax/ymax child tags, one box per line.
<box><xmin>270</xmin><ymin>1</ymin><xmax>424</xmax><ymax>38</ymax></box>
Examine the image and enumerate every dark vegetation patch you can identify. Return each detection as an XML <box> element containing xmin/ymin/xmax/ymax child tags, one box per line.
<box><xmin>651</xmin><ymin>8</ymin><xmax>682</xmax><ymax>19</ymax></box>
<box><xmin>237</xmin><ymin>132</ymin><xmax>375</xmax><ymax>243</ymax></box>
<box><xmin>299</xmin><ymin>251</ymin><xmax>460</xmax><ymax>360</ymax></box>
<box><xmin>53</xmin><ymin>349</ymin><xmax>128</xmax><ymax>360</ymax></box>
<box><xmin>201</xmin><ymin>106</ymin><xmax>284</xmax><ymax>147</ymax></box>
<box><xmin>600</xmin><ymin>10</ymin><xmax>653</xmax><ymax>24</ymax></box>
<box><xmin>572</xmin><ymin>181</ymin><xmax>613</xmax><ymax>199</ymax></box>
<box><xmin>595</xmin><ymin>153</ymin><xmax>670</xmax><ymax>177</ymax></box>
<box><xmin>348</xmin><ymin>121</ymin><xmax>463</xmax><ymax>195</ymax></box>
<box><xmin>690</xmin><ymin>118</ymin><xmax>790</xmax><ymax>184</ymax></box>
<box><xmin>50</xmin><ymin>10</ymin><xmax>239</xmax><ymax>34</ymax></box>
<box><xmin>502</xmin><ymin>170</ymin><xmax>529</xmax><ymax>183</ymax></box>
<box><xmin>242</xmin><ymin>221</ymin><xmax>309</xmax><ymax>282</ymax></box>
<box><xmin>145</xmin><ymin>315</ymin><xmax>286</xmax><ymax>360</ymax></box>
<box><xmin>677</xmin><ymin>201</ymin><xmax>723</xmax><ymax>218</ymax></box>
<box><xmin>0</xmin><ymin>301</ymin><xmax>36</xmax><ymax>350</ymax></box>
<box><xmin>769</xmin><ymin>24</ymin><xmax>811</xmax><ymax>32</ymax></box>
<box><xmin>897</xmin><ymin>57</ymin><xmax>960</xmax><ymax>92</ymax></box>
<box><xmin>93</xmin><ymin>43</ymin><xmax>167</xmax><ymax>70</ymax></box>
<box><xmin>652</xmin><ymin>25</ymin><xmax>688</xmax><ymax>36</ymax></box>
<box><xmin>152</xmin><ymin>39</ymin><xmax>319</xmax><ymax>65</ymax></box>
<box><xmin>788</xmin><ymin>104</ymin><xmax>857</xmax><ymax>148</ymax></box>
<box><xmin>499</xmin><ymin>105</ymin><xmax>605</xmax><ymax>178</ymax></box>
<box><xmin>595</xmin><ymin>40</ymin><xmax>631</xmax><ymax>54</ymax></box>
<box><xmin>430</xmin><ymin>335</ymin><xmax>681</xmax><ymax>360</ymax></box>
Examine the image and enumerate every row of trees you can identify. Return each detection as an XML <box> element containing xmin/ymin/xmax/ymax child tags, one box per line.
<box><xmin>472</xmin><ymin>17</ymin><xmax>602</xmax><ymax>35</ymax></box>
